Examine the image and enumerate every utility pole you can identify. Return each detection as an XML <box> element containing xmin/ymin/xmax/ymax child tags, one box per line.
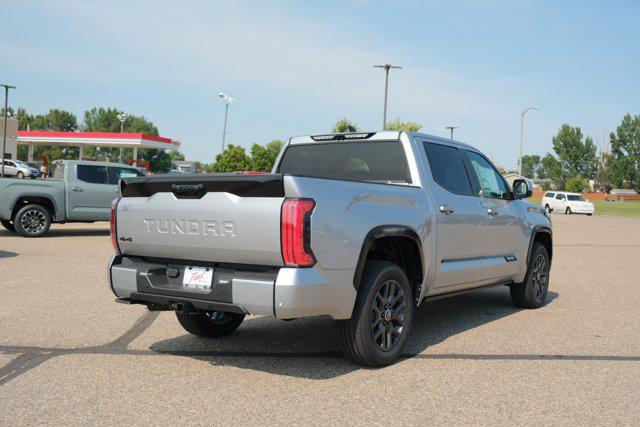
<box><xmin>373</xmin><ymin>64</ymin><xmax>402</xmax><ymax>130</ymax></box>
<box><xmin>519</xmin><ymin>107</ymin><xmax>539</xmax><ymax>176</ymax></box>
<box><xmin>1</xmin><ymin>84</ymin><xmax>17</xmax><ymax>178</ymax></box>
<box><xmin>446</xmin><ymin>126</ymin><xmax>458</xmax><ymax>140</ymax></box>
<box><xmin>218</xmin><ymin>93</ymin><xmax>234</xmax><ymax>153</ymax></box>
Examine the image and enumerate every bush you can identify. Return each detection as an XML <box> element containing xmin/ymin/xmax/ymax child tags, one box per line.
<box><xmin>541</xmin><ymin>182</ymin><xmax>551</xmax><ymax>191</ymax></box>
<box><xmin>565</xmin><ymin>175</ymin><xmax>590</xmax><ymax>193</ymax></box>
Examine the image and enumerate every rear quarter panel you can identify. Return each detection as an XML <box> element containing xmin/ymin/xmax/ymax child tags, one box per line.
<box><xmin>284</xmin><ymin>175</ymin><xmax>433</xmax><ymax>276</ymax></box>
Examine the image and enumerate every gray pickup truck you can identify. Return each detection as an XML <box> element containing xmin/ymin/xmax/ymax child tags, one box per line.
<box><xmin>0</xmin><ymin>160</ymin><xmax>144</xmax><ymax>237</ymax></box>
<box><xmin>108</xmin><ymin>131</ymin><xmax>552</xmax><ymax>366</ymax></box>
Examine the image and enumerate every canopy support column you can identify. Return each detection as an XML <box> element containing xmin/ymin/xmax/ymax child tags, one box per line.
<box><xmin>79</xmin><ymin>146</ymin><xmax>84</xmax><ymax>160</ymax></box>
<box><xmin>133</xmin><ymin>147</ymin><xmax>138</xmax><ymax>166</ymax></box>
<box><xmin>28</xmin><ymin>144</ymin><xmax>34</xmax><ymax>162</ymax></box>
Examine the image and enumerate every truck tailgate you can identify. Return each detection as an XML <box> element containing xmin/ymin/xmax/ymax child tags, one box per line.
<box><xmin>115</xmin><ymin>174</ymin><xmax>285</xmax><ymax>266</ymax></box>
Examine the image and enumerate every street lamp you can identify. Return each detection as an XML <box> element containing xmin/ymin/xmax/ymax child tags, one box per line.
<box><xmin>519</xmin><ymin>107</ymin><xmax>539</xmax><ymax>176</ymax></box>
<box><xmin>1</xmin><ymin>83</ymin><xmax>17</xmax><ymax>178</ymax></box>
<box><xmin>116</xmin><ymin>113</ymin><xmax>127</xmax><ymax>133</ymax></box>
<box><xmin>373</xmin><ymin>64</ymin><xmax>402</xmax><ymax>130</ymax></box>
<box><xmin>218</xmin><ymin>93</ymin><xmax>234</xmax><ymax>153</ymax></box>
<box><xmin>116</xmin><ymin>113</ymin><xmax>127</xmax><ymax>163</ymax></box>
<box><xmin>446</xmin><ymin>126</ymin><xmax>458</xmax><ymax>140</ymax></box>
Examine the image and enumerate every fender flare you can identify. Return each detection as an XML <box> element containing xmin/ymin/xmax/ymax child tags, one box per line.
<box><xmin>352</xmin><ymin>225</ymin><xmax>423</xmax><ymax>290</ymax></box>
<box><xmin>10</xmin><ymin>193</ymin><xmax>59</xmax><ymax>219</ymax></box>
<box><xmin>527</xmin><ymin>225</ymin><xmax>552</xmax><ymax>265</ymax></box>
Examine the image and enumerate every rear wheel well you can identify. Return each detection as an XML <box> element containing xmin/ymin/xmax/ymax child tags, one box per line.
<box><xmin>358</xmin><ymin>235</ymin><xmax>423</xmax><ymax>300</ymax></box>
<box><xmin>533</xmin><ymin>231</ymin><xmax>552</xmax><ymax>261</ymax></box>
<box><xmin>11</xmin><ymin>197</ymin><xmax>55</xmax><ymax>221</ymax></box>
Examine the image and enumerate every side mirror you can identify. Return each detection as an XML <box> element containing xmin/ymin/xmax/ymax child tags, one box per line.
<box><xmin>513</xmin><ymin>179</ymin><xmax>532</xmax><ymax>199</ymax></box>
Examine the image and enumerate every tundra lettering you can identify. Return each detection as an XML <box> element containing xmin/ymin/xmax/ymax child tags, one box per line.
<box><xmin>142</xmin><ymin>218</ymin><xmax>236</xmax><ymax>236</ymax></box>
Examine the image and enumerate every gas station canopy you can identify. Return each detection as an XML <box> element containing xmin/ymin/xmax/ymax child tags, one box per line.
<box><xmin>17</xmin><ymin>131</ymin><xmax>181</xmax><ymax>164</ymax></box>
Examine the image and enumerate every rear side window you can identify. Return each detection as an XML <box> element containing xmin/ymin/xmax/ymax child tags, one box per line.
<box><xmin>423</xmin><ymin>143</ymin><xmax>472</xmax><ymax>195</ymax></box>
<box><xmin>278</xmin><ymin>141</ymin><xmax>411</xmax><ymax>184</ymax></box>
<box><xmin>108</xmin><ymin>167</ymin><xmax>144</xmax><ymax>184</ymax></box>
<box><xmin>49</xmin><ymin>162</ymin><xmax>65</xmax><ymax>179</ymax></box>
<box><xmin>77</xmin><ymin>165</ymin><xmax>109</xmax><ymax>184</ymax></box>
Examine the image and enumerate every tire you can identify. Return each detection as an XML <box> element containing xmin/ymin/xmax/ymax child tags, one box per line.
<box><xmin>587</xmin><ymin>213</ymin><xmax>593</xmax><ymax>216</ymax></box>
<box><xmin>17</xmin><ymin>171</ymin><xmax>24</xmax><ymax>179</ymax></box>
<box><xmin>565</xmin><ymin>207</ymin><xmax>573</xmax><ymax>215</ymax></box>
<box><xmin>336</xmin><ymin>261</ymin><xmax>414</xmax><ymax>367</ymax></box>
<box><xmin>510</xmin><ymin>243</ymin><xmax>550</xmax><ymax>309</ymax></box>
<box><xmin>1</xmin><ymin>219</ymin><xmax>16</xmax><ymax>232</ymax></box>
<box><xmin>176</xmin><ymin>310</ymin><xmax>245</xmax><ymax>338</ymax></box>
<box><xmin>544</xmin><ymin>204</ymin><xmax>551</xmax><ymax>214</ymax></box>
<box><xmin>14</xmin><ymin>204</ymin><xmax>52</xmax><ymax>237</ymax></box>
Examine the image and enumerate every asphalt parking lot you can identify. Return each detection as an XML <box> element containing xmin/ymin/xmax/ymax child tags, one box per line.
<box><xmin>1</xmin><ymin>214</ymin><xmax>639</xmax><ymax>424</ymax></box>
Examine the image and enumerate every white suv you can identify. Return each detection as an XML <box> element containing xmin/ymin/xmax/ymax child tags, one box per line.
<box><xmin>542</xmin><ymin>191</ymin><xmax>595</xmax><ymax>215</ymax></box>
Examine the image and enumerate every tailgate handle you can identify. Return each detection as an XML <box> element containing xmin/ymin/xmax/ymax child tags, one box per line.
<box><xmin>171</xmin><ymin>183</ymin><xmax>205</xmax><ymax>199</ymax></box>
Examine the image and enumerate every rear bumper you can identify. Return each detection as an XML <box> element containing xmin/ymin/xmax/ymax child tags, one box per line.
<box><xmin>108</xmin><ymin>255</ymin><xmax>356</xmax><ymax>319</ymax></box>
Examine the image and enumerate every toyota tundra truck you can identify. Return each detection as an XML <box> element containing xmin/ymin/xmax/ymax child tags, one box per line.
<box><xmin>108</xmin><ymin>131</ymin><xmax>552</xmax><ymax>366</ymax></box>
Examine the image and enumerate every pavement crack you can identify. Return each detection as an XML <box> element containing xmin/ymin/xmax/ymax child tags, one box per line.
<box><xmin>0</xmin><ymin>352</ymin><xmax>59</xmax><ymax>386</ymax></box>
<box><xmin>0</xmin><ymin>310</ymin><xmax>159</xmax><ymax>386</ymax></box>
<box><xmin>102</xmin><ymin>311</ymin><xmax>160</xmax><ymax>350</ymax></box>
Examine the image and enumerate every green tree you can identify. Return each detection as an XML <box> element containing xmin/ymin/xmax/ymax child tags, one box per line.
<box><xmin>47</xmin><ymin>109</ymin><xmax>78</xmax><ymax>131</ymax></box>
<box><xmin>250</xmin><ymin>140</ymin><xmax>283</xmax><ymax>171</ymax></box>
<box><xmin>608</xmin><ymin>113</ymin><xmax>640</xmax><ymax>190</ymax></box>
<box><xmin>538</xmin><ymin>153</ymin><xmax>564</xmax><ymax>188</ymax></box>
<box><xmin>211</xmin><ymin>144</ymin><xmax>252</xmax><ymax>172</ymax></box>
<box><xmin>83</xmin><ymin>107</ymin><xmax>158</xmax><ymax>135</ymax></box>
<box><xmin>385</xmin><ymin>118</ymin><xmax>422</xmax><ymax>132</ymax></box>
<box><xmin>565</xmin><ymin>176</ymin><xmax>590</xmax><ymax>193</ymax></box>
<box><xmin>552</xmin><ymin>124</ymin><xmax>598</xmax><ymax>180</ymax></box>
<box><xmin>519</xmin><ymin>154</ymin><xmax>541</xmax><ymax>178</ymax></box>
<box><xmin>332</xmin><ymin>118</ymin><xmax>360</xmax><ymax>133</ymax></box>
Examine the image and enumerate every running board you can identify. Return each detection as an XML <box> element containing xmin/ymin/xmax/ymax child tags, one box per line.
<box><xmin>422</xmin><ymin>281</ymin><xmax>513</xmax><ymax>302</ymax></box>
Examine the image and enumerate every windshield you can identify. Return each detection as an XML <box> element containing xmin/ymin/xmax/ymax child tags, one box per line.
<box><xmin>567</xmin><ymin>195</ymin><xmax>586</xmax><ymax>201</ymax></box>
<box><xmin>15</xmin><ymin>161</ymin><xmax>30</xmax><ymax>168</ymax></box>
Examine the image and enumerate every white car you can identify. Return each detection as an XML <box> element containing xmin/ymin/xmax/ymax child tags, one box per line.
<box><xmin>0</xmin><ymin>159</ymin><xmax>39</xmax><ymax>179</ymax></box>
<box><xmin>542</xmin><ymin>191</ymin><xmax>595</xmax><ymax>215</ymax></box>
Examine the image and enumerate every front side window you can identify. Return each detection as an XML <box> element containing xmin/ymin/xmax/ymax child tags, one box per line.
<box><xmin>278</xmin><ymin>141</ymin><xmax>411</xmax><ymax>184</ymax></box>
<box><xmin>77</xmin><ymin>165</ymin><xmax>109</xmax><ymax>184</ymax></box>
<box><xmin>556</xmin><ymin>194</ymin><xmax>565</xmax><ymax>200</ymax></box>
<box><xmin>464</xmin><ymin>151</ymin><xmax>509</xmax><ymax>199</ymax></box>
<box><xmin>545</xmin><ymin>192</ymin><xmax>555</xmax><ymax>198</ymax></box>
<box><xmin>423</xmin><ymin>143</ymin><xmax>472</xmax><ymax>195</ymax></box>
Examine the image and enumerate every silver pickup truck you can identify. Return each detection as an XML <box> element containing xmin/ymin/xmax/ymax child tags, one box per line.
<box><xmin>0</xmin><ymin>160</ymin><xmax>144</xmax><ymax>236</ymax></box>
<box><xmin>108</xmin><ymin>131</ymin><xmax>552</xmax><ymax>366</ymax></box>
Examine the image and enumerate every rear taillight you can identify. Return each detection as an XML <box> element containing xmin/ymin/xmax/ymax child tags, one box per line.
<box><xmin>110</xmin><ymin>198</ymin><xmax>121</xmax><ymax>254</ymax></box>
<box><xmin>281</xmin><ymin>198</ymin><xmax>315</xmax><ymax>267</ymax></box>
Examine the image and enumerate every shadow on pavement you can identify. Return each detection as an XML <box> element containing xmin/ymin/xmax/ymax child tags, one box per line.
<box><xmin>0</xmin><ymin>250</ymin><xmax>20</xmax><ymax>259</ymax></box>
<box><xmin>150</xmin><ymin>286</ymin><xmax>559</xmax><ymax>379</ymax></box>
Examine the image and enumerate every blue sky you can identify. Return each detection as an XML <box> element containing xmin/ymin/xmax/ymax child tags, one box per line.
<box><xmin>2</xmin><ymin>0</ymin><xmax>638</xmax><ymax>168</ymax></box>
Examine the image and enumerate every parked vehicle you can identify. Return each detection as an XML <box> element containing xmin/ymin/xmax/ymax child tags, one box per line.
<box><xmin>0</xmin><ymin>160</ymin><xmax>144</xmax><ymax>236</ymax></box>
<box><xmin>108</xmin><ymin>131</ymin><xmax>553</xmax><ymax>367</ymax></box>
<box><xmin>542</xmin><ymin>191</ymin><xmax>595</xmax><ymax>215</ymax></box>
<box><xmin>1</xmin><ymin>159</ymin><xmax>39</xmax><ymax>179</ymax></box>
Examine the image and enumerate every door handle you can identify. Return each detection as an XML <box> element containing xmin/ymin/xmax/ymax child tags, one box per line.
<box><xmin>72</xmin><ymin>187</ymin><xmax>84</xmax><ymax>192</ymax></box>
<box><xmin>439</xmin><ymin>205</ymin><xmax>454</xmax><ymax>215</ymax></box>
<box><xmin>487</xmin><ymin>208</ymin><xmax>499</xmax><ymax>216</ymax></box>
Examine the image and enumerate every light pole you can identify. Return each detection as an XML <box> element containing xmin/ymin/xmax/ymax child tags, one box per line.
<box><xmin>373</xmin><ymin>64</ymin><xmax>402</xmax><ymax>130</ymax></box>
<box><xmin>218</xmin><ymin>93</ymin><xmax>234</xmax><ymax>153</ymax></box>
<box><xmin>519</xmin><ymin>107</ymin><xmax>539</xmax><ymax>176</ymax></box>
<box><xmin>446</xmin><ymin>126</ymin><xmax>458</xmax><ymax>140</ymax></box>
<box><xmin>116</xmin><ymin>113</ymin><xmax>126</xmax><ymax>163</ymax></box>
<box><xmin>1</xmin><ymin>84</ymin><xmax>17</xmax><ymax>178</ymax></box>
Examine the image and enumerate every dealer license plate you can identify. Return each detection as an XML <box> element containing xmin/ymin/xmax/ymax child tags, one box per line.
<box><xmin>182</xmin><ymin>266</ymin><xmax>213</xmax><ymax>291</ymax></box>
